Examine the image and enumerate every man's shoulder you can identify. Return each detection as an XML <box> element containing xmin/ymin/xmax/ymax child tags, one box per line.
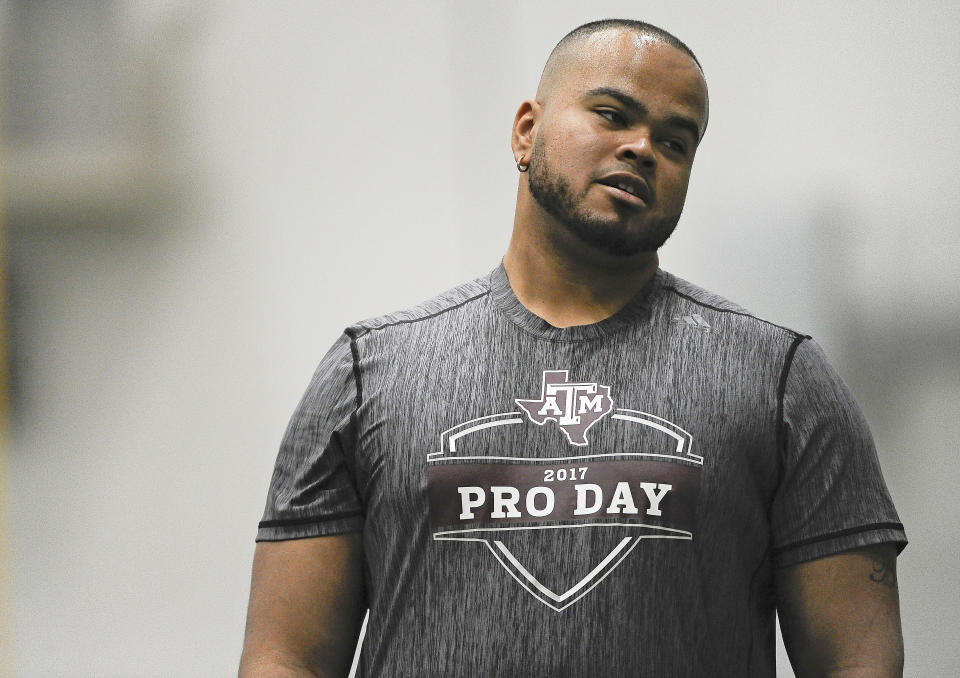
<box><xmin>656</xmin><ymin>269</ymin><xmax>807</xmax><ymax>342</ymax></box>
<box><xmin>346</xmin><ymin>273</ymin><xmax>491</xmax><ymax>340</ymax></box>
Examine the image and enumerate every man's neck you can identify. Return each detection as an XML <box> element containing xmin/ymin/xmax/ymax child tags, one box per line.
<box><xmin>501</xmin><ymin>229</ymin><xmax>659</xmax><ymax>329</ymax></box>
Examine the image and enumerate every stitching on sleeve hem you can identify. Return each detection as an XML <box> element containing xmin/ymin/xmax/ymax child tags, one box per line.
<box><xmin>771</xmin><ymin>521</ymin><xmax>906</xmax><ymax>556</ymax></box>
<box><xmin>258</xmin><ymin>508</ymin><xmax>364</xmax><ymax>529</ymax></box>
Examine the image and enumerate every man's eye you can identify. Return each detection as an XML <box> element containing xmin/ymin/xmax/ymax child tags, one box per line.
<box><xmin>662</xmin><ymin>139</ymin><xmax>687</xmax><ymax>154</ymax></box>
<box><xmin>597</xmin><ymin>109</ymin><xmax>625</xmax><ymax>125</ymax></box>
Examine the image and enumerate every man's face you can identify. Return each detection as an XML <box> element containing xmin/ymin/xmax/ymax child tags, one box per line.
<box><xmin>526</xmin><ymin>32</ymin><xmax>708</xmax><ymax>257</ymax></box>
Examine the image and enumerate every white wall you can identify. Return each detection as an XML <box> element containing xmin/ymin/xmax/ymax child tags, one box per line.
<box><xmin>4</xmin><ymin>1</ymin><xmax>958</xmax><ymax>676</ymax></box>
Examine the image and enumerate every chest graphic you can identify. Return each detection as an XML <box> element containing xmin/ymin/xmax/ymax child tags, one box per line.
<box><xmin>515</xmin><ymin>370</ymin><xmax>613</xmax><ymax>445</ymax></box>
<box><xmin>426</xmin><ymin>369</ymin><xmax>702</xmax><ymax>612</ymax></box>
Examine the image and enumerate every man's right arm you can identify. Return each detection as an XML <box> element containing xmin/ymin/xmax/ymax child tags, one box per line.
<box><xmin>238</xmin><ymin>533</ymin><xmax>366</xmax><ymax>678</ymax></box>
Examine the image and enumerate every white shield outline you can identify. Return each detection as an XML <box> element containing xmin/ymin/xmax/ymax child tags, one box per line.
<box><xmin>429</xmin><ymin>409</ymin><xmax>700</xmax><ymax>611</ymax></box>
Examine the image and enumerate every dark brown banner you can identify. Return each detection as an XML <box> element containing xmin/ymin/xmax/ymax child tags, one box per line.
<box><xmin>427</xmin><ymin>458</ymin><xmax>699</xmax><ymax>533</ymax></box>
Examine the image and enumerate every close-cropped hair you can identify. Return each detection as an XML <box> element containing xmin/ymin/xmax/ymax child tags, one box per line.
<box><xmin>548</xmin><ymin>18</ymin><xmax>703</xmax><ymax>73</ymax></box>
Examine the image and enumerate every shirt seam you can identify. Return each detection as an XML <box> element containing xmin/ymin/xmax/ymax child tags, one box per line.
<box><xmin>662</xmin><ymin>286</ymin><xmax>806</xmax><ymax>337</ymax></box>
<box><xmin>345</xmin><ymin>327</ymin><xmax>364</xmax><ymax>410</ymax></box>
<box><xmin>745</xmin><ymin>549</ymin><xmax>771</xmax><ymax>677</ymax></box>
<box><xmin>258</xmin><ymin>508</ymin><xmax>364</xmax><ymax>530</ymax></box>
<box><xmin>776</xmin><ymin>335</ymin><xmax>809</xmax><ymax>465</ymax></box>
<box><xmin>771</xmin><ymin>521</ymin><xmax>906</xmax><ymax>557</ymax></box>
<box><xmin>343</xmin><ymin>328</ymin><xmax>365</xmax><ymax>498</ymax></box>
<box><xmin>351</xmin><ymin>290</ymin><xmax>490</xmax><ymax>339</ymax></box>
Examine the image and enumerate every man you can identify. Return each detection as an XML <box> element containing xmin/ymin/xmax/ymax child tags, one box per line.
<box><xmin>240</xmin><ymin>19</ymin><xmax>906</xmax><ymax>678</ymax></box>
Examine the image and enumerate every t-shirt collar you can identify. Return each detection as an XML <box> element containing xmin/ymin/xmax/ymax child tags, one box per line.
<box><xmin>488</xmin><ymin>261</ymin><xmax>661</xmax><ymax>341</ymax></box>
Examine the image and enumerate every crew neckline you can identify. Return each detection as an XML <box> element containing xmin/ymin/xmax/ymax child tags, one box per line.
<box><xmin>488</xmin><ymin>262</ymin><xmax>662</xmax><ymax>342</ymax></box>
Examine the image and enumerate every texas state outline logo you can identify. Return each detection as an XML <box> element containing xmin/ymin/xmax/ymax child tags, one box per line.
<box><xmin>515</xmin><ymin>370</ymin><xmax>613</xmax><ymax>445</ymax></box>
<box><xmin>426</xmin><ymin>369</ymin><xmax>702</xmax><ymax>612</ymax></box>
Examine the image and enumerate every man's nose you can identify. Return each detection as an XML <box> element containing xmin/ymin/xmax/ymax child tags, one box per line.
<box><xmin>616</xmin><ymin>133</ymin><xmax>656</xmax><ymax>171</ymax></box>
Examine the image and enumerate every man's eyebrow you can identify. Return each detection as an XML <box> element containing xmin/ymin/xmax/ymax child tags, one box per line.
<box><xmin>585</xmin><ymin>86</ymin><xmax>701</xmax><ymax>144</ymax></box>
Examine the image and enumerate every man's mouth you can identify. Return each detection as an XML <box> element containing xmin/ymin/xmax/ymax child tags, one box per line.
<box><xmin>596</xmin><ymin>173</ymin><xmax>651</xmax><ymax>205</ymax></box>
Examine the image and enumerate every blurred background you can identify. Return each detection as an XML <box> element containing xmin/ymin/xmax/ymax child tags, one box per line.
<box><xmin>0</xmin><ymin>1</ymin><xmax>957</xmax><ymax>676</ymax></box>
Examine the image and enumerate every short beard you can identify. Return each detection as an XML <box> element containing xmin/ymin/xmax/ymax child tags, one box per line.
<box><xmin>526</xmin><ymin>139</ymin><xmax>678</xmax><ymax>257</ymax></box>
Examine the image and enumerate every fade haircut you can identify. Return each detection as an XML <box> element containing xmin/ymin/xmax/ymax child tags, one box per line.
<box><xmin>536</xmin><ymin>19</ymin><xmax>704</xmax><ymax>101</ymax></box>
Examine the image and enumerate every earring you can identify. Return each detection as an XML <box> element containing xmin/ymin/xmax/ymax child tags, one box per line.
<box><xmin>516</xmin><ymin>155</ymin><xmax>529</xmax><ymax>173</ymax></box>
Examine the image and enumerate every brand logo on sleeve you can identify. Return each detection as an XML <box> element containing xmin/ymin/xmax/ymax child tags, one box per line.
<box><xmin>427</xmin><ymin>369</ymin><xmax>702</xmax><ymax>612</ymax></box>
<box><xmin>515</xmin><ymin>370</ymin><xmax>613</xmax><ymax>446</ymax></box>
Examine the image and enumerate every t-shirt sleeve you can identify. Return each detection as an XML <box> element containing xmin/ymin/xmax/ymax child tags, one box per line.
<box><xmin>256</xmin><ymin>332</ymin><xmax>364</xmax><ymax>541</ymax></box>
<box><xmin>769</xmin><ymin>338</ymin><xmax>907</xmax><ymax>567</ymax></box>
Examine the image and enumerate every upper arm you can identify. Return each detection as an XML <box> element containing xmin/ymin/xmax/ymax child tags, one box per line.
<box><xmin>770</xmin><ymin>338</ymin><xmax>906</xmax><ymax>676</ymax></box>
<box><xmin>239</xmin><ymin>534</ymin><xmax>366</xmax><ymax>678</ymax></box>
<box><xmin>775</xmin><ymin>543</ymin><xmax>903</xmax><ymax>678</ymax></box>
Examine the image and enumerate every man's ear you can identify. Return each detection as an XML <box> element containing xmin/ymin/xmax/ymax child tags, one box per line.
<box><xmin>511</xmin><ymin>100</ymin><xmax>541</xmax><ymax>162</ymax></box>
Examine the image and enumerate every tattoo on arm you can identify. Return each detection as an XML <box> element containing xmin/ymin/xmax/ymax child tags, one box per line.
<box><xmin>868</xmin><ymin>551</ymin><xmax>898</xmax><ymax>589</ymax></box>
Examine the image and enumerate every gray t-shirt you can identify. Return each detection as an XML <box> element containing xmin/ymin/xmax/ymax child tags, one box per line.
<box><xmin>258</xmin><ymin>264</ymin><xmax>906</xmax><ymax>677</ymax></box>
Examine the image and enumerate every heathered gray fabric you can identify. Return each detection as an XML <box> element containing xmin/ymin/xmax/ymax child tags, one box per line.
<box><xmin>258</xmin><ymin>264</ymin><xmax>906</xmax><ymax>678</ymax></box>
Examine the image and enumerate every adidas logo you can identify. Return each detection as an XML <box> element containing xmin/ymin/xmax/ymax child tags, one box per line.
<box><xmin>672</xmin><ymin>313</ymin><xmax>711</xmax><ymax>331</ymax></box>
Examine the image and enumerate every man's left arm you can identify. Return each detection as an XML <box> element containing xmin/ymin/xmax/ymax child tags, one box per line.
<box><xmin>775</xmin><ymin>543</ymin><xmax>903</xmax><ymax>678</ymax></box>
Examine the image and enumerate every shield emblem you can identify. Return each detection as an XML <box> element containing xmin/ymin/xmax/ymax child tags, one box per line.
<box><xmin>427</xmin><ymin>406</ymin><xmax>701</xmax><ymax>611</ymax></box>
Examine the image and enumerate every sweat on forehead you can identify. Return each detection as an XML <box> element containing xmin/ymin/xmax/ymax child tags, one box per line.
<box><xmin>535</xmin><ymin>21</ymin><xmax>703</xmax><ymax>101</ymax></box>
